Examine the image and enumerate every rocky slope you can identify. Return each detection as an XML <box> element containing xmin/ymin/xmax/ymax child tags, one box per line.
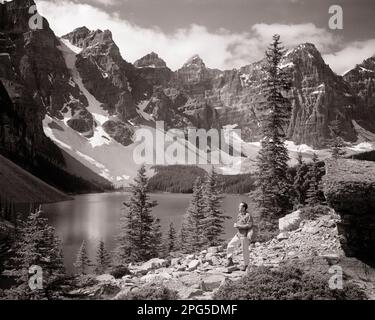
<box><xmin>67</xmin><ymin>211</ymin><xmax>374</xmax><ymax>300</ymax></box>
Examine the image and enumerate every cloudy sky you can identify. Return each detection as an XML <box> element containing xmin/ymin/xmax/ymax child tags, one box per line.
<box><xmin>36</xmin><ymin>0</ymin><xmax>375</xmax><ymax>74</ymax></box>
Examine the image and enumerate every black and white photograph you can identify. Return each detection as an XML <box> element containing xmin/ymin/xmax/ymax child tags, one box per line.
<box><xmin>0</xmin><ymin>0</ymin><xmax>374</xmax><ymax>305</ymax></box>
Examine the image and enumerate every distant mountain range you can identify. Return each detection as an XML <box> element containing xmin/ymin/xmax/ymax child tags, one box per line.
<box><xmin>1</xmin><ymin>0</ymin><xmax>374</xmax><ymax>189</ymax></box>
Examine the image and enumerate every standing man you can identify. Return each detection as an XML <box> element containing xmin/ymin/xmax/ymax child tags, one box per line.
<box><xmin>225</xmin><ymin>202</ymin><xmax>253</xmax><ymax>271</ymax></box>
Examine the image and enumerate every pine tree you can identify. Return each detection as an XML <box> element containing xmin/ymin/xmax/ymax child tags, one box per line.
<box><xmin>95</xmin><ymin>240</ymin><xmax>110</xmax><ymax>274</ymax></box>
<box><xmin>328</xmin><ymin>119</ymin><xmax>346</xmax><ymax>159</ymax></box>
<box><xmin>151</xmin><ymin>217</ymin><xmax>164</xmax><ymax>258</ymax></box>
<box><xmin>203</xmin><ymin>167</ymin><xmax>230</xmax><ymax>246</ymax></box>
<box><xmin>255</xmin><ymin>34</ymin><xmax>293</xmax><ymax>219</ymax></box>
<box><xmin>166</xmin><ymin>222</ymin><xmax>177</xmax><ymax>253</ymax></box>
<box><xmin>114</xmin><ymin>165</ymin><xmax>158</xmax><ymax>263</ymax></box>
<box><xmin>184</xmin><ymin>177</ymin><xmax>207</xmax><ymax>252</ymax></box>
<box><xmin>305</xmin><ymin>153</ymin><xmax>324</xmax><ymax>206</ymax></box>
<box><xmin>74</xmin><ymin>240</ymin><xmax>91</xmax><ymax>275</ymax></box>
<box><xmin>3</xmin><ymin>208</ymin><xmax>65</xmax><ymax>300</ymax></box>
<box><xmin>178</xmin><ymin>217</ymin><xmax>189</xmax><ymax>253</ymax></box>
<box><xmin>293</xmin><ymin>152</ymin><xmax>309</xmax><ymax>206</ymax></box>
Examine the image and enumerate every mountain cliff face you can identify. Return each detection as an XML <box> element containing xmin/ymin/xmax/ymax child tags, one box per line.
<box><xmin>1</xmin><ymin>0</ymin><xmax>375</xmax><ymax>187</ymax></box>
<box><xmin>0</xmin><ymin>0</ymin><xmax>111</xmax><ymax>192</ymax></box>
<box><xmin>343</xmin><ymin>56</ymin><xmax>375</xmax><ymax>135</ymax></box>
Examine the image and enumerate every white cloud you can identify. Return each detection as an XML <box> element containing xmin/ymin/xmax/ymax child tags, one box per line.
<box><xmin>36</xmin><ymin>0</ymin><xmax>374</xmax><ymax>73</ymax></box>
<box><xmin>91</xmin><ymin>0</ymin><xmax>117</xmax><ymax>6</ymax></box>
<box><xmin>251</xmin><ymin>23</ymin><xmax>338</xmax><ymax>52</ymax></box>
<box><xmin>323</xmin><ymin>39</ymin><xmax>375</xmax><ymax>75</ymax></box>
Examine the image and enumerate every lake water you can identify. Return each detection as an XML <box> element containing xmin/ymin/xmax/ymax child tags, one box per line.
<box><xmin>42</xmin><ymin>192</ymin><xmax>250</xmax><ymax>273</ymax></box>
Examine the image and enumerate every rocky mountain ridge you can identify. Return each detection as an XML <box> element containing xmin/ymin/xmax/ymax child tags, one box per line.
<box><xmin>1</xmin><ymin>0</ymin><xmax>375</xmax><ymax>187</ymax></box>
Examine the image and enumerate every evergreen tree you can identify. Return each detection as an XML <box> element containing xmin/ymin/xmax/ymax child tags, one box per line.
<box><xmin>328</xmin><ymin>119</ymin><xmax>346</xmax><ymax>159</ymax></box>
<box><xmin>3</xmin><ymin>208</ymin><xmax>65</xmax><ymax>300</ymax></box>
<box><xmin>166</xmin><ymin>222</ymin><xmax>177</xmax><ymax>253</ymax></box>
<box><xmin>178</xmin><ymin>217</ymin><xmax>189</xmax><ymax>253</ymax></box>
<box><xmin>150</xmin><ymin>217</ymin><xmax>164</xmax><ymax>258</ymax></box>
<box><xmin>293</xmin><ymin>152</ymin><xmax>309</xmax><ymax>205</ymax></box>
<box><xmin>95</xmin><ymin>240</ymin><xmax>111</xmax><ymax>274</ymax></box>
<box><xmin>203</xmin><ymin>167</ymin><xmax>230</xmax><ymax>246</ymax></box>
<box><xmin>184</xmin><ymin>177</ymin><xmax>207</xmax><ymax>252</ymax></box>
<box><xmin>74</xmin><ymin>240</ymin><xmax>91</xmax><ymax>275</ymax></box>
<box><xmin>255</xmin><ymin>34</ymin><xmax>292</xmax><ymax>219</ymax></box>
<box><xmin>305</xmin><ymin>153</ymin><xmax>324</xmax><ymax>206</ymax></box>
<box><xmin>114</xmin><ymin>165</ymin><xmax>158</xmax><ymax>263</ymax></box>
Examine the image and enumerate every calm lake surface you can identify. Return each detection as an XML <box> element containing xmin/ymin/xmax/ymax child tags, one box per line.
<box><xmin>42</xmin><ymin>192</ymin><xmax>249</xmax><ymax>273</ymax></box>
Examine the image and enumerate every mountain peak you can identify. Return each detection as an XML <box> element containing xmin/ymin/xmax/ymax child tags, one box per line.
<box><xmin>62</xmin><ymin>26</ymin><xmax>91</xmax><ymax>48</ymax></box>
<box><xmin>182</xmin><ymin>54</ymin><xmax>205</xmax><ymax>68</ymax></box>
<box><xmin>134</xmin><ymin>52</ymin><xmax>167</xmax><ymax>68</ymax></box>
<box><xmin>285</xmin><ymin>43</ymin><xmax>322</xmax><ymax>59</ymax></box>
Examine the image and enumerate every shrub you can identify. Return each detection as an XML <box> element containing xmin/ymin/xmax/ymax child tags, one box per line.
<box><xmin>74</xmin><ymin>274</ymin><xmax>99</xmax><ymax>288</ymax></box>
<box><xmin>119</xmin><ymin>284</ymin><xmax>179</xmax><ymax>300</ymax></box>
<box><xmin>213</xmin><ymin>264</ymin><xmax>366</xmax><ymax>300</ymax></box>
<box><xmin>108</xmin><ymin>265</ymin><xmax>131</xmax><ymax>279</ymax></box>
<box><xmin>300</xmin><ymin>205</ymin><xmax>331</xmax><ymax>220</ymax></box>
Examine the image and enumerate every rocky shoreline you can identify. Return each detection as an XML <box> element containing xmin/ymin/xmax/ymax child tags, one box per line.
<box><xmin>67</xmin><ymin>211</ymin><xmax>375</xmax><ymax>300</ymax></box>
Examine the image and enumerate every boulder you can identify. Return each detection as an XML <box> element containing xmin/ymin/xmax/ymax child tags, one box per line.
<box><xmin>207</xmin><ymin>246</ymin><xmax>219</xmax><ymax>254</ymax></box>
<box><xmin>140</xmin><ymin>272</ymin><xmax>172</xmax><ymax>283</ymax></box>
<box><xmin>178</xmin><ymin>287</ymin><xmax>204</xmax><ymax>300</ymax></box>
<box><xmin>187</xmin><ymin>260</ymin><xmax>200</xmax><ymax>271</ymax></box>
<box><xmin>171</xmin><ymin>257</ymin><xmax>182</xmax><ymax>266</ymax></box>
<box><xmin>279</xmin><ymin>210</ymin><xmax>302</xmax><ymax>232</ymax></box>
<box><xmin>96</xmin><ymin>274</ymin><xmax>115</xmax><ymax>282</ymax></box>
<box><xmin>140</xmin><ymin>258</ymin><xmax>168</xmax><ymax>272</ymax></box>
<box><xmin>277</xmin><ymin>232</ymin><xmax>289</xmax><ymax>240</ymax></box>
<box><xmin>323</xmin><ymin>159</ymin><xmax>375</xmax><ymax>260</ymax></box>
<box><xmin>201</xmin><ymin>275</ymin><xmax>226</xmax><ymax>291</ymax></box>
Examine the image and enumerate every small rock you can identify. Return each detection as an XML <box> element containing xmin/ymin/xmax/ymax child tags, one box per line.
<box><xmin>139</xmin><ymin>258</ymin><xmax>168</xmax><ymax>273</ymax></box>
<box><xmin>277</xmin><ymin>232</ymin><xmax>289</xmax><ymax>240</ymax></box>
<box><xmin>187</xmin><ymin>259</ymin><xmax>200</xmax><ymax>271</ymax></box>
<box><xmin>175</xmin><ymin>265</ymin><xmax>186</xmax><ymax>271</ymax></box>
<box><xmin>96</xmin><ymin>274</ymin><xmax>115</xmax><ymax>282</ymax></box>
<box><xmin>179</xmin><ymin>287</ymin><xmax>204</xmax><ymax>299</ymax></box>
<box><xmin>140</xmin><ymin>272</ymin><xmax>172</xmax><ymax>283</ymax></box>
<box><xmin>216</xmin><ymin>266</ymin><xmax>238</xmax><ymax>273</ymax></box>
<box><xmin>201</xmin><ymin>274</ymin><xmax>226</xmax><ymax>291</ymax></box>
<box><xmin>171</xmin><ymin>257</ymin><xmax>182</xmax><ymax>266</ymax></box>
<box><xmin>207</xmin><ymin>246</ymin><xmax>219</xmax><ymax>254</ymax></box>
<box><xmin>320</xmin><ymin>253</ymin><xmax>340</xmax><ymax>265</ymax></box>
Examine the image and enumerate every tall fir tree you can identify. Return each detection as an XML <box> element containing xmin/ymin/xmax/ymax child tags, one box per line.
<box><xmin>328</xmin><ymin>119</ymin><xmax>346</xmax><ymax>159</ymax></box>
<box><xmin>184</xmin><ymin>176</ymin><xmax>207</xmax><ymax>252</ymax></box>
<box><xmin>166</xmin><ymin>222</ymin><xmax>177</xmax><ymax>253</ymax></box>
<box><xmin>150</xmin><ymin>217</ymin><xmax>164</xmax><ymax>258</ymax></box>
<box><xmin>178</xmin><ymin>217</ymin><xmax>189</xmax><ymax>253</ymax></box>
<box><xmin>74</xmin><ymin>240</ymin><xmax>91</xmax><ymax>275</ymax></box>
<box><xmin>203</xmin><ymin>167</ymin><xmax>230</xmax><ymax>246</ymax></box>
<box><xmin>3</xmin><ymin>208</ymin><xmax>65</xmax><ymax>300</ymax></box>
<box><xmin>114</xmin><ymin>165</ymin><xmax>158</xmax><ymax>263</ymax></box>
<box><xmin>95</xmin><ymin>240</ymin><xmax>111</xmax><ymax>274</ymax></box>
<box><xmin>256</xmin><ymin>34</ymin><xmax>292</xmax><ymax>219</ymax></box>
<box><xmin>305</xmin><ymin>153</ymin><xmax>324</xmax><ymax>206</ymax></box>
